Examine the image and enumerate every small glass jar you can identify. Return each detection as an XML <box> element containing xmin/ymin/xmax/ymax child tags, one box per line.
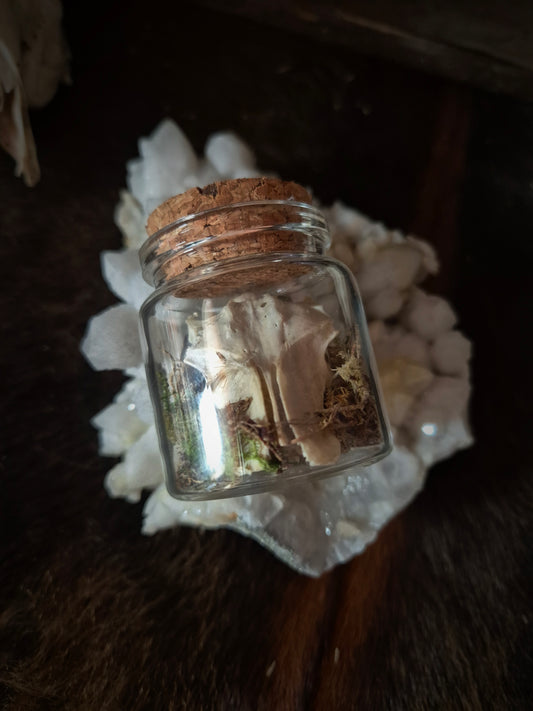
<box><xmin>139</xmin><ymin>178</ymin><xmax>391</xmax><ymax>500</ymax></box>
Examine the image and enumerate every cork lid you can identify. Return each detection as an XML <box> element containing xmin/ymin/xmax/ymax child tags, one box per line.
<box><xmin>142</xmin><ymin>177</ymin><xmax>323</xmax><ymax>295</ymax></box>
<box><xmin>147</xmin><ymin>177</ymin><xmax>312</xmax><ymax>237</ymax></box>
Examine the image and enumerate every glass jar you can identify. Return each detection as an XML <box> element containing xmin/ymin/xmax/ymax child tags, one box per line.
<box><xmin>139</xmin><ymin>178</ymin><xmax>391</xmax><ymax>500</ymax></box>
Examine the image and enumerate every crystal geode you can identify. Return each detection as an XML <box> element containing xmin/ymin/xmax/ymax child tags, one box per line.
<box><xmin>81</xmin><ymin>120</ymin><xmax>473</xmax><ymax>576</ymax></box>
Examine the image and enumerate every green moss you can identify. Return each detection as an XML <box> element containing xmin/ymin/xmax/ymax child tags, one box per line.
<box><xmin>156</xmin><ymin>367</ymin><xmax>204</xmax><ymax>472</ymax></box>
<box><xmin>239</xmin><ymin>432</ymin><xmax>278</xmax><ymax>473</ymax></box>
<box><xmin>156</xmin><ymin>369</ymin><xmax>279</xmax><ymax>481</ymax></box>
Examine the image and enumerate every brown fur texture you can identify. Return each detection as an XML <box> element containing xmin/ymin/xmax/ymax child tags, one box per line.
<box><xmin>1</xmin><ymin>3</ymin><xmax>532</xmax><ymax>709</ymax></box>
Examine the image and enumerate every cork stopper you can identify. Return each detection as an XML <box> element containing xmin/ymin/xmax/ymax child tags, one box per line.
<box><xmin>147</xmin><ymin>177</ymin><xmax>312</xmax><ymax>237</ymax></box>
<box><xmin>142</xmin><ymin>177</ymin><xmax>324</xmax><ymax>296</ymax></box>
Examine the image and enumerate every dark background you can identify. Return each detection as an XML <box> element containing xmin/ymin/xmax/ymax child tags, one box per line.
<box><xmin>1</xmin><ymin>1</ymin><xmax>532</xmax><ymax>708</ymax></box>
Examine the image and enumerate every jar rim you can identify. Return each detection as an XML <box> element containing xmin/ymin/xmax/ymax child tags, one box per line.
<box><xmin>139</xmin><ymin>199</ymin><xmax>330</xmax><ymax>287</ymax></box>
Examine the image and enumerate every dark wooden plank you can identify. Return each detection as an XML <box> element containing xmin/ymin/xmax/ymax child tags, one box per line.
<box><xmin>410</xmin><ymin>85</ymin><xmax>472</xmax><ymax>295</ymax></box>
<box><xmin>0</xmin><ymin>2</ymin><xmax>531</xmax><ymax>709</ymax></box>
<box><xmin>194</xmin><ymin>0</ymin><xmax>533</xmax><ymax>99</ymax></box>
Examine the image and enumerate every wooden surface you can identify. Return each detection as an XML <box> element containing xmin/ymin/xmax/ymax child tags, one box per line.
<box><xmin>196</xmin><ymin>0</ymin><xmax>533</xmax><ymax>99</ymax></box>
<box><xmin>1</xmin><ymin>2</ymin><xmax>532</xmax><ymax>708</ymax></box>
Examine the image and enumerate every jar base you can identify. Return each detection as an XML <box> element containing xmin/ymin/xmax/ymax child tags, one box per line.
<box><xmin>166</xmin><ymin>441</ymin><xmax>392</xmax><ymax>501</ymax></box>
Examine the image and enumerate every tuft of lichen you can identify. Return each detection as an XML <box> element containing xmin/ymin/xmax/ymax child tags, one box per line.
<box><xmin>320</xmin><ymin>339</ymin><xmax>381</xmax><ymax>451</ymax></box>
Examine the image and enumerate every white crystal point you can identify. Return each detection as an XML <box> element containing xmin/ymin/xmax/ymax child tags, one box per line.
<box><xmin>126</xmin><ymin>158</ymin><xmax>145</xmax><ymax>210</ymax></box>
<box><xmin>142</xmin><ymin>485</ymin><xmax>238</xmax><ymax>534</ymax></box>
<box><xmin>128</xmin><ymin>119</ymin><xmax>199</xmax><ymax>215</ymax></box>
<box><xmin>371</xmin><ymin>445</ymin><xmax>425</xmax><ymax>508</ymax></box>
<box><xmin>249</xmin><ymin>446</ymin><xmax>425</xmax><ymax>576</ymax></box>
<box><xmin>204</xmin><ymin>131</ymin><xmax>257</xmax><ymax>178</ymax></box>
<box><xmin>364</xmin><ymin>287</ymin><xmax>405</xmax><ymax>319</ymax></box>
<box><xmin>101</xmin><ymin>249</ymin><xmax>153</xmax><ymax>310</ymax></box>
<box><xmin>142</xmin><ymin>485</ymin><xmax>186</xmax><ymax>534</ymax></box>
<box><xmin>371</xmin><ymin>324</ymin><xmax>431</xmax><ymax>369</ymax></box>
<box><xmin>430</xmin><ymin>330</ymin><xmax>472</xmax><ymax>377</ymax></box>
<box><xmin>378</xmin><ymin>358</ymin><xmax>434</xmax><ymax>427</ymax></box>
<box><xmin>91</xmin><ymin>402</ymin><xmax>148</xmax><ymax>456</ymax></box>
<box><xmin>327</xmin><ymin>201</ymin><xmax>373</xmax><ymax>238</ymax></box>
<box><xmin>408</xmin><ymin>376</ymin><xmax>470</xmax><ymax>431</ymax></box>
<box><xmin>81</xmin><ymin>304</ymin><xmax>142</xmax><ymax>371</ymax></box>
<box><xmin>406</xmin><ymin>236</ymin><xmax>439</xmax><ymax>276</ymax></box>
<box><xmin>115</xmin><ymin>376</ymin><xmax>154</xmax><ymax>425</ymax></box>
<box><xmin>407</xmin><ymin>376</ymin><xmax>472</xmax><ymax>465</ymax></box>
<box><xmin>356</xmin><ymin>244</ymin><xmax>423</xmax><ymax>297</ymax></box>
<box><xmin>114</xmin><ymin>190</ymin><xmax>146</xmax><ymax>249</ymax></box>
<box><xmin>401</xmin><ymin>289</ymin><xmax>457</xmax><ymax>340</ymax></box>
<box><xmin>187</xmin><ymin>158</ymin><xmax>221</xmax><ymax>190</ymax></box>
<box><xmin>142</xmin><ymin>486</ymin><xmax>286</xmax><ymax>537</ymax></box>
<box><xmin>237</xmin><ymin>493</ymin><xmax>285</xmax><ymax>529</ymax></box>
<box><xmin>105</xmin><ymin>426</ymin><xmax>163</xmax><ymax>502</ymax></box>
<box><xmin>414</xmin><ymin>416</ymin><xmax>473</xmax><ymax>467</ymax></box>
<box><xmin>326</xmin><ymin>203</ymin><xmax>438</xmax><ymax>297</ymax></box>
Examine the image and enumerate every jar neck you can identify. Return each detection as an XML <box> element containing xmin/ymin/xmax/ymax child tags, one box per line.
<box><xmin>139</xmin><ymin>200</ymin><xmax>330</xmax><ymax>288</ymax></box>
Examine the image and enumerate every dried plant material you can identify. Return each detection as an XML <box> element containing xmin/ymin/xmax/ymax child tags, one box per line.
<box><xmin>0</xmin><ymin>81</ymin><xmax>39</xmax><ymax>185</ymax></box>
<box><xmin>162</xmin><ymin>294</ymin><xmax>383</xmax><ymax>494</ymax></box>
<box><xmin>0</xmin><ymin>0</ymin><xmax>70</xmax><ymax>185</ymax></box>
<box><xmin>320</xmin><ymin>339</ymin><xmax>382</xmax><ymax>451</ymax></box>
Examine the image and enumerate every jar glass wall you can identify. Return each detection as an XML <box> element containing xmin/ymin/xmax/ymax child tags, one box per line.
<box><xmin>140</xmin><ymin>248</ymin><xmax>391</xmax><ymax>500</ymax></box>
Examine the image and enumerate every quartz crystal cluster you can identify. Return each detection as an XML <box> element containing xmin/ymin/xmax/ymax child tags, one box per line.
<box><xmin>81</xmin><ymin>120</ymin><xmax>473</xmax><ymax>576</ymax></box>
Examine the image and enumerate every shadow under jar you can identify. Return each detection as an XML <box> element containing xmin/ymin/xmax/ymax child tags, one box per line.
<box><xmin>139</xmin><ymin>178</ymin><xmax>391</xmax><ymax>500</ymax></box>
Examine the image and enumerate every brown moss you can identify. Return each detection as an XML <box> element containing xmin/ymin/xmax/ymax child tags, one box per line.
<box><xmin>320</xmin><ymin>339</ymin><xmax>382</xmax><ymax>451</ymax></box>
